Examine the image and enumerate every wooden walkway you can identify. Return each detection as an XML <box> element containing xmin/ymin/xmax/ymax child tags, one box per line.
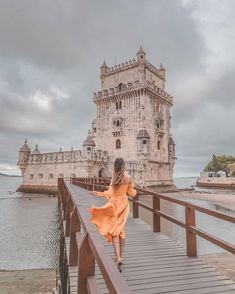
<box><xmin>63</xmin><ymin>183</ymin><xmax>235</xmax><ymax>294</ymax></box>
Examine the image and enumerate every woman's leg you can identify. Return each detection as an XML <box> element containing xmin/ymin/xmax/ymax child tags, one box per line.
<box><xmin>119</xmin><ymin>236</ymin><xmax>125</xmax><ymax>262</ymax></box>
<box><xmin>112</xmin><ymin>236</ymin><xmax>121</xmax><ymax>263</ymax></box>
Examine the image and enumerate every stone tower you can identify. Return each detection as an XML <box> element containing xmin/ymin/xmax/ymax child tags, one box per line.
<box><xmin>17</xmin><ymin>139</ymin><xmax>31</xmax><ymax>175</ymax></box>
<box><xmin>92</xmin><ymin>47</ymin><xmax>176</xmax><ymax>187</ymax></box>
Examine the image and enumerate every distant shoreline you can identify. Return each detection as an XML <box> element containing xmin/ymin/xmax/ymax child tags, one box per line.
<box><xmin>0</xmin><ymin>173</ymin><xmax>21</xmax><ymax>178</ymax></box>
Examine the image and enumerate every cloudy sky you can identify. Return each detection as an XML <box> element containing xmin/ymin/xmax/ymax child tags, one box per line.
<box><xmin>0</xmin><ymin>0</ymin><xmax>234</xmax><ymax>177</ymax></box>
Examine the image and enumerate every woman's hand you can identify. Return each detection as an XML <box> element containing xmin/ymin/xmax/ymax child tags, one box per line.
<box><xmin>89</xmin><ymin>191</ymin><xmax>96</xmax><ymax>196</ymax></box>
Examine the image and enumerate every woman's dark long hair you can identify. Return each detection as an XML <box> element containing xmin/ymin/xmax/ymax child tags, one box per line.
<box><xmin>111</xmin><ymin>158</ymin><xmax>125</xmax><ymax>187</ymax></box>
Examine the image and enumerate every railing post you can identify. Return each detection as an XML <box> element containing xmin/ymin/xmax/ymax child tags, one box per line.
<box><xmin>78</xmin><ymin>233</ymin><xmax>95</xmax><ymax>294</ymax></box>
<box><xmin>185</xmin><ymin>205</ymin><xmax>197</xmax><ymax>257</ymax></box>
<box><xmin>133</xmin><ymin>193</ymin><xmax>139</xmax><ymax>218</ymax></box>
<box><xmin>153</xmin><ymin>196</ymin><xmax>161</xmax><ymax>232</ymax></box>
<box><xmin>69</xmin><ymin>207</ymin><xmax>81</xmax><ymax>266</ymax></box>
<box><xmin>65</xmin><ymin>195</ymin><xmax>73</xmax><ymax>237</ymax></box>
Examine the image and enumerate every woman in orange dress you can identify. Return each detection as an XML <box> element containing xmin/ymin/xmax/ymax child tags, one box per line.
<box><xmin>89</xmin><ymin>158</ymin><xmax>137</xmax><ymax>271</ymax></box>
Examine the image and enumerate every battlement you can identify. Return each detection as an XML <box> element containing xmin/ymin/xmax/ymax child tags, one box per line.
<box><xmin>93</xmin><ymin>80</ymin><xmax>173</xmax><ymax>105</ymax></box>
<box><xmin>104</xmin><ymin>59</ymin><xmax>138</xmax><ymax>75</ymax></box>
<box><xmin>28</xmin><ymin>149</ymin><xmax>83</xmax><ymax>164</ymax></box>
<box><xmin>102</xmin><ymin>59</ymin><xmax>164</xmax><ymax>80</ymax></box>
<box><xmin>27</xmin><ymin>149</ymin><xmax>108</xmax><ymax>164</ymax></box>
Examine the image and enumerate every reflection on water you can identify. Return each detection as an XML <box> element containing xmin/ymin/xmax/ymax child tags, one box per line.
<box><xmin>0</xmin><ymin>177</ymin><xmax>61</xmax><ymax>270</ymax></box>
<box><xmin>136</xmin><ymin>191</ymin><xmax>235</xmax><ymax>255</ymax></box>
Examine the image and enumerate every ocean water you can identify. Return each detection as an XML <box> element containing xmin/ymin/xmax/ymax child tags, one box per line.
<box><xmin>0</xmin><ymin>176</ymin><xmax>234</xmax><ymax>270</ymax></box>
<box><xmin>137</xmin><ymin>177</ymin><xmax>235</xmax><ymax>255</ymax></box>
<box><xmin>174</xmin><ymin>178</ymin><xmax>235</xmax><ymax>254</ymax></box>
<box><xmin>174</xmin><ymin>177</ymin><xmax>197</xmax><ymax>189</ymax></box>
<box><xmin>0</xmin><ymin>176</ymin><xmax>61</xmax><ymax>270</ymax></box>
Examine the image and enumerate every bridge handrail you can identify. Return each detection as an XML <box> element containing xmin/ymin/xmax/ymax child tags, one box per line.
<box><xmin>58</xmin><ymin>178</ymin><xmax>131</xmax><ymax>294</ymax></box>
<box><xmin>72</xmin><ymin>177</ymin><xmax>235</xmax><ymax>257</ymax></box>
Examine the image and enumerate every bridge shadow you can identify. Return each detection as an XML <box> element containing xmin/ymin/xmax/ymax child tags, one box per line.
<box><xmin>59</xmin><ymin>179</ymin><xmax>235</xmax><ymax>294</ymax></box>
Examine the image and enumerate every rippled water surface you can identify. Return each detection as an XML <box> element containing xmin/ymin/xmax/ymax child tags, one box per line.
<box><xmin>136</xmin><ymin>177</ymin><xmax>235</xmax><ymax>255</ymax></box>
<box><xmin>1</xmin><ymin>176</ymin><xmax>234</xmax><ymax>270</ymax></box>
<box><xmin>0</xmin><ymin>177</ymin><xmax>61</xmax><ymax>270</ymax></box>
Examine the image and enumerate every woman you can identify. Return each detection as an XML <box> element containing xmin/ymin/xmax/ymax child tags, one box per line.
<box><xmin>89</xmin><ymin>157</ymin><xmax>137</xmax><ymax>272</ymax></box>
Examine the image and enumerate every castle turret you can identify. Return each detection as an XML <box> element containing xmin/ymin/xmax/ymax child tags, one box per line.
<box><xmin>32</xmin><ymin>144</ymin><xmax>40</xmax><ymax>155</ymax></box>
<box><xmin>100</xmin><ymin>61</ymin><xmax>109</xmax><ymax>88</ymax></box>
<box><xmin>82</xmin><ymin>130</ymin><xmax>96</xmax><ymax>159</ymax></box>
<box><xmin>100</xmin><ymin>61</ymin><xmax>108</xmax><ymax>76</ymax></box>
<box><xmin>17</xmin><ymin>139</ymin><xmax>31</xmax><ymax>175</ymax></box>
<box><xmin>137</xmin><ymin>129</ymin><xmax>150</xmax><ymax>157</ymax></box>
<box><xmin>137</xmin><ymin>46</ymin><xmax>146</xmax><ymax>63</ymax></box>
<box><xmin>31</xmin><ymin>144</ymin><xmax>41</xmax><ymax>163</ymax></box>
<box><xmin>168</xmin><ymin>136</ymin><xmax>175</xmax><ymax>157</ymax></box>
<box><xmin>159</xmin><ymin>63</ymin><xmax>166</xmax><ymax>80</ymax></box>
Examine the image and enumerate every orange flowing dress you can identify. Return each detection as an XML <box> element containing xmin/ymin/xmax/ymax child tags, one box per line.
<box><xmin>89</xmin><ymin>178</ymin><xmax>137</xmax><ymax>243</ymax></box>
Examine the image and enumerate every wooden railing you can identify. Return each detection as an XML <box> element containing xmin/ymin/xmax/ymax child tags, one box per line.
<box><xmin>58</xmin><ymin>178</ymin><xmax>131</xmax><ymax>294</ymax></box>
<box><xmin>72</xmin><ymin>177</ymin><xmax>235</xmax><ymax>258</ymax></box>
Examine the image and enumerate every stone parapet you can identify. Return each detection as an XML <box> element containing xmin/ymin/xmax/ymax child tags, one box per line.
<box><xmin>93</xmin><ymin>81</ymin><xmax>173</xmax><ymax>105</ymax></box>
<box><xmin>102</xmin><ymin>59</ymin><xmax>164</xmax><ymax>80</ymax></box>
<box><xmin>27</xmin><ymin>149</ymin><xmax>108</xmax><ymax>164</ymax></box>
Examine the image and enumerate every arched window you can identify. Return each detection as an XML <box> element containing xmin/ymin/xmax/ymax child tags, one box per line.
<box><xmin>49</xmin><ymin>173</ymin><xmax>53</xmax><ymax>179</ymax></box>
<box><xmin>115</xmin><ymin>100</ymin><xmax>122</xmax><ymax>110</ymax></box>
<box><xmin>116</xmin><ymin>139</ymin><xmax>121</xmax><ymax>149</ymax></box>
<box><xmin>38</xmin><ymin>173</ymin><xmax>43</xmax><ymax>179</ymax></box>
<box><xmin>118</xmin><ymin>83</ymin><xmax>123</xmax><ymax>92</ymax></box>
<box><xmin>30</xmin><ymin>174</ymin><xmax>34</xmax><ymax>180</ymax></box>
<box><xmin>117</xmin><ymin>120</ymin><xmax>120</xmax><ymax>127</ymax></box>
<box><xmin>157</xmin><ymin>140</ymin><xmax>161</xmax><ymax>150</ymax></box>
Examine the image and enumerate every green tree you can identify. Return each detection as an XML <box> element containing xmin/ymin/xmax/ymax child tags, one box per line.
<box><xmin>228</xmin><ymin>163</ymin><xmax>235</xmax><ymax>176</ymax></box>
<box><xmin>204</xmin><ymin>154</ymin><xmax>235</xmax><ymax>176</ymax></box>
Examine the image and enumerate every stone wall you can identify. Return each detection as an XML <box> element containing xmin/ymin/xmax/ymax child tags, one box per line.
<box><xmin>17</xmin><ymin>48</ymin><xmax>176</xmax><ymax>190</ymax></box>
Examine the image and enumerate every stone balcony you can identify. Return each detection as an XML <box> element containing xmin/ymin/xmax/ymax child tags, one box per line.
<box><xmin>93</xmin><ymin>81</ymin><xmax>173</xmax><ymax>105</ymax></box>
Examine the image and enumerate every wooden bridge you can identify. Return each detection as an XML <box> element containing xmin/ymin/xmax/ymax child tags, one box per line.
<box><xmin>58</xmin><ymin>177</ymin><xmax>235</xmax><ymax>294</ymax></box>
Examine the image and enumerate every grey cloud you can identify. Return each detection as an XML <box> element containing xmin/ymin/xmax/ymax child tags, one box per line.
<box><xmin>0</xmin><ymin>0</ymin><xmax>233</xmax><ymax>177</ymax></box>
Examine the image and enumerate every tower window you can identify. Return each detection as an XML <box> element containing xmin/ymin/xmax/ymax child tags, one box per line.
<box><xmin>87</xmin><ymin>147</ymin><xmax>91</xmax><ymax>152</ymax></box>
<box><xmin>143</xmin><ymin>140</ymin><xmax>147</xmax><ymax>144</ymax></box>
<box><xmin>116</xmin><ymin>101</ymin><xmax>122</xmax><ymax>110</ymax></box>
<box><xmin>117</xmin><ymin>120</ymin><xmax>120</xmax><ymax>127</ymax></box>
<box><xmin>157</xmin><ymin>140</ymin><xmax>161</xmax><ymax>150</ymax></box>
<box><xmin>118</xmin><ymin>83</ymin><xmax>123</xmax><ymax>91</ymax></box>
<box><xmin>116</xmin><ymin>139</ymin><xmax>121</xmax><ymax>149</ymax></box>
<box><xmin>93</xmin><ymin>127</ymin><xmax>96</xmax><ymax>133</ymax></box>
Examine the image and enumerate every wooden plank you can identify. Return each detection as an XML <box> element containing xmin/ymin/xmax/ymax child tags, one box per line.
<box><xmin>128</xmin><ymin>280</ymin><xmax>235</xmax><ymax>293</ymax></box>
<box><xmin>63</xmin><ymin>183</ymin><xmax>235</xmax><ymax>294</ymax></box>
